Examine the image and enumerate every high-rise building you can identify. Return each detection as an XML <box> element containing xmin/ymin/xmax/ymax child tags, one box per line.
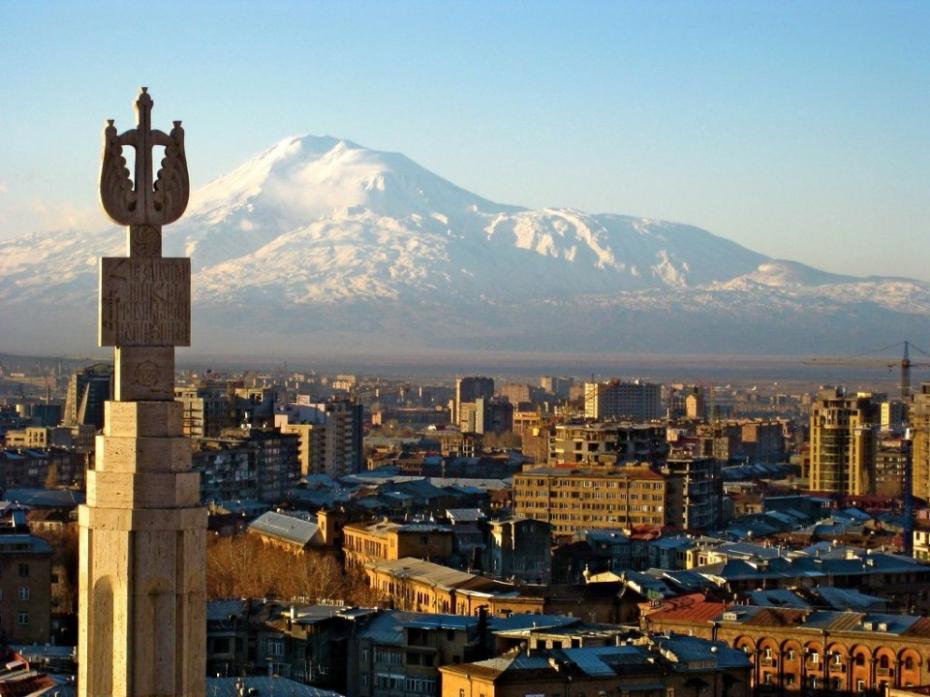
<box><xmin>175</xmin><ymin>384</ymin><xmax>229</xmax><ymax>437</ymax></box>
<box><xmin>512</xmin><ymin>466</ymin><xmax>667</xmax><ymax>535</ymax></box>
<box><xmin>881</xmin><ymin>399</ymin><xmax>907</xmax><ymax>432</ymax></box>
<box><xmin>875</xmin><ymin>434</ymin><xmax>906</xmax><ymax>498</ymax></box>
<box><xmin>454</xmin><ymin>376</ymin><xmax>494</xmax><ymax>423</ymax></box>
<box><xmin>539</xmin><ymin>376</ymin><xmax>573</xmax><ymax>400</ymax></box>
<box><xmin>685</xmin><ymin>391</ymin><xmax>707</xmax><ymax>419</ymax></box>
<box><xmin>459</xmin><ymin>397</ymin><xmax>513</xmax><ymax>435</ymax></box>
<box><xmin>808</xmin><ymin>387</ymin><xmax>880</xmax><ymax>494</ymax></box>
<box><xmin>584</xmin><ymin>380</ymin><xmax>662</xmax><ymax>420</ymax></box>
<box><xmin>661</xmin><ymin>457</ymin><xmax>722</xmax><ymax>530</ymax></box>
<box><xmin>193</xmin><ymin>428</ymin><xmax>300</xmax><ymax>503</ymax></box>
<box><xmin>63</xmin><ymin>363</ymin><xmax>112</xmax><ymax>429</ymax></box>
<box><xmin>911</xmin><ymin>383</ymin><xmax>930</xmax><ymax>500</ymax></box>
<box><xmin>549</xmin><ymin>422</ymin><xmax>668</xmax><ymax>466</ymax></box>
<box><xmin>499</xmin><ymin>383</ymin><xmax>534</xmax><ymax>405</ymax></box>
<box><xmin>275</xmin><ymin>398</ymin><xmax>363</xmax><ymax>477</ymax></box>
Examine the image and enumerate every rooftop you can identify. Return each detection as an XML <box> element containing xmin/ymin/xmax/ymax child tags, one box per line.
<box><xmin>248</xmin><ymin>511</ymin><xmax>321</xmax><ymax>547</ymax></box>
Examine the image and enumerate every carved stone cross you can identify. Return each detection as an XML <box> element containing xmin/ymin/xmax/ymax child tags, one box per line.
<box><xmin>98</xmin><ymin>87</ymin><xmax>191</xmax><ymax>357</ymax></box>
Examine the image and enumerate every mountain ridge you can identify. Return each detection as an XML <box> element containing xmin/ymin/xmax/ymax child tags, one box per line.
<box><xmin>1</xmin><ymin>134</ymin><xmax>928</xmax><ymax>356</ymax></box>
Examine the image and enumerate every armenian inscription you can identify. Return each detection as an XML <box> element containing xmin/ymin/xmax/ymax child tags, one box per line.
<box><xmin>99</xmin><ymin>256</ymin><xmax>191</xmax><ymax>346</ymax></box>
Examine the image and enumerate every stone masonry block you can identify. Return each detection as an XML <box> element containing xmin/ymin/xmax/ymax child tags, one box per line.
<box><xmin>104</xmin><ymin>400</ymin><xmax>183</xmax><ymax>438</ymax></box>
<box><xmin>87</xmin><ymin>470</ymin><xmax>200</xmax><ymax>509</ymax></box>
<box><xmin>95</xmin><ymin>434</ymin><xmax>191</xmax><ymax>473</ymax></box>
<box><xmin>79</xmin><ymin>505</ymin><xmax>206</xmax><ymax>532</ymax></box>
<box><xmin>114</xmin><ymin>346</ymin><xmax>175</xmax><ymax>401</ymax></box>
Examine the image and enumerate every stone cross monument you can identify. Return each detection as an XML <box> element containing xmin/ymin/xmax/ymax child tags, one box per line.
<box><xmin>78</xmin><ymin>88</ymin><xmax>206</xmax><ymax>697</ymax></box>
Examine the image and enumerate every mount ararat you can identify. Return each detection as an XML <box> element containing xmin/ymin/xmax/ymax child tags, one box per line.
<box><xmin>1</xmin><ymin>135</ymin><xmax>928</xmax><ymax>357</ymax></box>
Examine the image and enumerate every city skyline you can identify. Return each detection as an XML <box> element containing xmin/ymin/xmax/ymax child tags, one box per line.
<box><xmin>1</xmin><ymin>1</ymin><xmax>928</xmax><ymax>280</ymax></box>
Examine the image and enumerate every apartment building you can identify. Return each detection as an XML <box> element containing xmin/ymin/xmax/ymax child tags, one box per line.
<box><xmin>661</xmin><ymin>457</ymin><xmax>723</xmax><ymax>531</ymax></box>
<box><xmin>911</xmin><ymin>384</ymin><xmax>930</xmax><ymax>500</ymax></box>
<box><xmin>513</xmin><ymin>466</ymin><xmax>666</xmax><ymax>535</ymax></box>
<box><xmin>583</xmin><ymin>380</ymin><xmax>662</xmax><ymax>420</ymax></box>
<box><xmin>809</xmin><ymin>388</ymin><xmax>880</xmax><ymax>494</ymax></box>
<box><xmin>548</xmin><ymin>422</ymin><xmax>668</xmax><ymax>466</ymax></box>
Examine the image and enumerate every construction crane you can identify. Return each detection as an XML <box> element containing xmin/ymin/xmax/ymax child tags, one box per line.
<box><xmin>802</xmin><ymin>340</ymin><xmax>930</xmax><ymax>401</ymax></box>
<box><xmin>804</xmin><ymin>340</ymin><xmax>930</xmax><ymax>557</ymax></box>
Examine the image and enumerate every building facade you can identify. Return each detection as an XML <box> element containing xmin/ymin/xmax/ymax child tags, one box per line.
<box><xmin>809</xmin><ymin>388</ymin><xmax>880</xmax><ymax>494</ymax></box>
<box><xmin>342</xmin><ymin>520</ymin><xmax>454</xmax><ymax>568</ymax></box>
<box><xmin>549</xmin><ymin>422</ymin><xmax>668</xmax><ymax>466</ymax></box>
<box><xmin>63</xmin><ymin>363</ymin><xmax>112</xmax><ymax>429</ymax></box>
<box><xmin>513</xmin><ymin>466</ymin><xmax>666</xmax><ymax>535</ymax></box>
<box><xmin>584</xmin><ymin>380</ymin><xmax>662</xmax><ymax>420</ymax></box>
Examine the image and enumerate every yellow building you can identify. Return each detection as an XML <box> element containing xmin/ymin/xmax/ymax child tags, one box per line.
<box><xmin>808</xmin><ymin>387</ymin><xmax>880</xmax><ymax>494</ymax></box>
<box><xmin>911</xmin><ymin>383</ymin><xmax>930</xmax><ymax>500</ymax></box>
<box><xmin>343</xmin><ymin>520</ymin><xmax>454</xmax><ymax>567</ymax></box>
<box><xmin>512</xmin><ymin>466</ymin><xmax>666</xmax><ymax>535</ymax></box>
<box><xmin>5</xmin><ymin>427</ymin><xmax>50</xmax><ymax>448</ymax></box>
<box><xmin>439</xmin><ymin>637</ymin><xmax>751</xmax><ymax>697</ymax></box>
<box><xmin>363</xmin><ymin>557</ymin><xmax>546</xmax><ymax>617</ymax></box>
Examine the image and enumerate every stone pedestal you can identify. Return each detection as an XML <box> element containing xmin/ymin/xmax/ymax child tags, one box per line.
<box><xmin>78</xmin><ymin>401</ymin><xmax>207</xmax><ymax>697</ymax></box>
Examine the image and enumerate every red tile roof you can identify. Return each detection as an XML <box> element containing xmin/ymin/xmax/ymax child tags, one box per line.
<box><xmin>642</xmin><ymin>593</ymin><xmax>728</xmax><ymax>623</ymax></box>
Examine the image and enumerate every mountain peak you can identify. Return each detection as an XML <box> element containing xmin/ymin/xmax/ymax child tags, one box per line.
<box><xmin>3</xmin><ymin>135</ymin><xmax>927</xmax><ymax>357</ymax></box>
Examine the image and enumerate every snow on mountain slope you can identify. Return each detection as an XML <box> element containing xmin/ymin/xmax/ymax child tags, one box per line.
<box><xmin>1</xmin><ymin>134</ymin><xmax>928</xmax><ymax>355</ymax></box>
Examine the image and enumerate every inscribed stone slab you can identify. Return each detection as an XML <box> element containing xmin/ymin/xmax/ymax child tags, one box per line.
<box><xmin>99</xmin><ymin>257</ymin><xmax>191</xmax><ymax>346</ymax></box>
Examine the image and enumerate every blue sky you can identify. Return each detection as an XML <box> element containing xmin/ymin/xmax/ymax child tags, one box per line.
<box><xmin>1</xmin><ymin>1</ymin><xmax>928</xmax><ymax>279</ymax></box>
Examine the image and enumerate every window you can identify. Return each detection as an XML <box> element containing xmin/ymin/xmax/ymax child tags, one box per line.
<box><xmin>17</xmin><ymin>586</ymin><xmax>29</xmax><ymax>601</ymax></box>
<box><xmin>810</xmin><ymin>652</ymin><xmax>820</xmax><ymax>664</ymax></box>
<box><xmin>18</xmin><ymin>563</ymin><xmax>28</xmax><ymax>578</ymax></box>
<box><xmin>374</xmin><ymin>647</ymin><xmax>403</xmax><ymax>665</ymax></box>
<box><xmin>17</xmin><ymin>612</ymin><xmax>28</xmax><ymax>625</ymax></box>
<box><xmin>460</xmin><ymin>690</ymin><xmax>465</xmax><ymax>697</ymax></box>
<box><xmin>857</xmin><ymin>680</ymin><xmax>866</xmax><ymax>692</ymax></box>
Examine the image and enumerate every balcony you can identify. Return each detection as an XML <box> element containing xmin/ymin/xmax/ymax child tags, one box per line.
<box><xmin>876</xmin><ymin>668</ymin><xmax>894</xmax><ymax>678</ymax></box>
<box><xmin>761</xmin><ymin>658</ymin><xmax>777</xmax><ymax>668</ymax></box>
<box><xmin>829</xmin><ymin>664</ymin><xmax>846</xmax><ymax>674</ymax></box>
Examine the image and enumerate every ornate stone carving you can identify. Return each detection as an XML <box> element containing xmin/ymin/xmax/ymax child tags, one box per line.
<box><xmin>128</xmin><ymin>224</ymin><xmax>162</xmax><ymax>257</ymax></box>
<box><xmin>99</xmin><ymin>87</ymin><xmax>189</xmax><ymax>227</ymax></box>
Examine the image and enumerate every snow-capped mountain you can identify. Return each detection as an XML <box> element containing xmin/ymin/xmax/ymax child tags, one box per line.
<box><xmin>1</xmin><ymin>135</ymin><xmax>928</xmax><ymax>356</ymax></box>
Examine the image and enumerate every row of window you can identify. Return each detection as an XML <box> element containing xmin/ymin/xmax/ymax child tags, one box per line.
<box><xmin>371</xmin><ymin>674</ymin><xmax>435</xmax><ymax>694</ymax></box>
<box><xmin>751</xmin><ymin>646</ymin><xmax>917</xmax><ymax>671</ymax></box>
